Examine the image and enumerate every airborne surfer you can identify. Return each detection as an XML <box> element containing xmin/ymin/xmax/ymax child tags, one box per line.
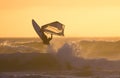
<box><xmin>32</xmin><ymin>19</ymin><xmax>65</xmax><ymax>45</ymax></box>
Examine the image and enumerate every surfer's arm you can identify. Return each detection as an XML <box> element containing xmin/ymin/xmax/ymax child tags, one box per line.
<box><xmin>50</xmin><ymin>34</ymin><xmax>53</xmax><ymax>40</ymax></box>
<box><xmin>48</xmin><ymin>34</ymin><xmax>53</xmax><ymax>41</ymax></box>
<box><xmin>51</xmin><ymin>34</ymin><xmax>53</xmax><ymax>39</ymax></box>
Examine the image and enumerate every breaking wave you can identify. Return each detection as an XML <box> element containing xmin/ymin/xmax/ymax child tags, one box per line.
<box><xmin>0</xmin><ymin>38</ymin><xmax>120</xmax><ymax>60</ymax></box>
<box><xmin>0</xmin><ymin>38</ymin><xmax>120</xmax><ymax>73</ymax></box>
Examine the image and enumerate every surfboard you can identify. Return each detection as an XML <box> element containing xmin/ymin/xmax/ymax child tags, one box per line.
<box><xmin>32</xmin><ymin>19</ymin><xmax>43</xmax><ymax>39</ymax></box>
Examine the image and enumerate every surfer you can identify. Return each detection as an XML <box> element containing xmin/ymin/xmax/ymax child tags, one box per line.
<box><xmin>32</xmin><ymin>19</ymin><xmax>64</xmax><ymax>45</ymax></box>
<box><xmin>40</xmin><ymin>27</ymin><xmax>53</xmax><ymax>45</ymax></box>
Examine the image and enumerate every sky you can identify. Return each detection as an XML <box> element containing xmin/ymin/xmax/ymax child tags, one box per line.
<box><xmin>0</xmin><ymin>0</ymin><xmax>120</xmax><ymax>37</ymax></box>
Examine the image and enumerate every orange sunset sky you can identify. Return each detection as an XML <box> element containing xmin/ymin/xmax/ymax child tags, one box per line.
<box><xmin>0</xmin><ymin>0</ymin><xmax>120</xmax><ymax>37</ymax></box>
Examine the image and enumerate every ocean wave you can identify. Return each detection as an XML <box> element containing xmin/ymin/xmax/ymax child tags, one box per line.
<box><xmin>0</xmin><ymin>38</ymin><xmax>120</xmax><ymax>60</ymax></box>
<box><xmin>0</xmin><ymin>38</ymin><xmax>120</xmax><ymax>72</ymax></box>
<box><xmin>0</xmin><ymin>40</ymin><xmax>45</xmax><ymax>53</ymax></box>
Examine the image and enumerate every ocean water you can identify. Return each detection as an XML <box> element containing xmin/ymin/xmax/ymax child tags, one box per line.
<box><xmin>0</xmin><ymin>37</ymin><xmax>120</xmax><ymax>78</ymax></box>
<box><xmin>0</xmin><ymin>38</ymin><xmax>51</xmax><ymax>54</ymax></box>
<box><xmin>0</xmin><ymin>37</ymin><xmax>120</xmax><ymax>59</ymax></box>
